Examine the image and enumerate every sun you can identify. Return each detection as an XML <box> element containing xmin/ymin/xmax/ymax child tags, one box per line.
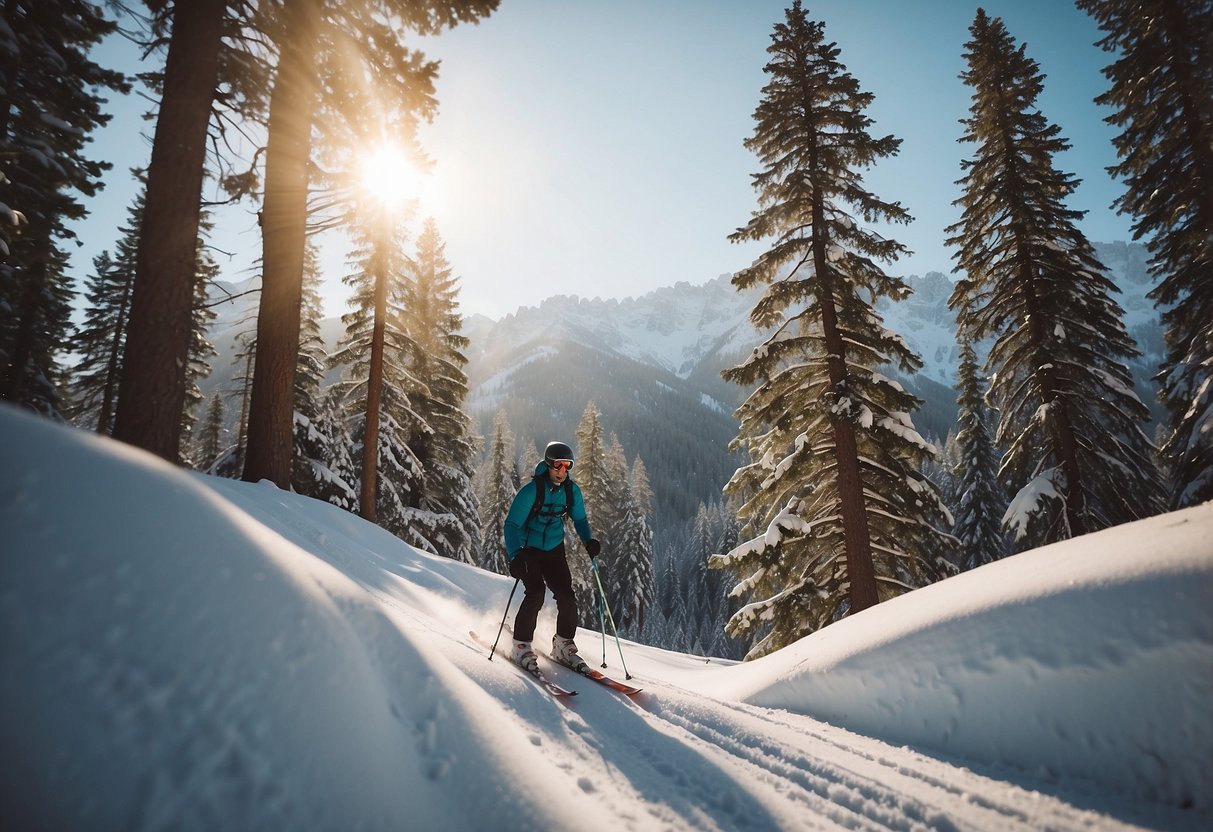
<box><xmin>357</xmin><ymin>143</ymin><xmax>423</xmax><ymax>213</ymax></box>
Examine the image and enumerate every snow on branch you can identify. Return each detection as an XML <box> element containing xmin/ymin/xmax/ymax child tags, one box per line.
<box><xmin>1002</xmin><ymin>466</ymin><xmax>1063</xmax><ymax>542</ymax></box>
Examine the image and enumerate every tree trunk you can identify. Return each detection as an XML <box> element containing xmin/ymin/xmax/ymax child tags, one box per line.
<box><xmin>360</xmin><ymin>249</ymin><xmax>389</xmax><ymax>522</ymax></box>
<box><xmin>112</xmin><ymin>0</ymin><xmax>225</xmax><ymax>463</ymax></box>
<box><xmin>811</xmin><ymin>197</ymin><xmax>879</xmax><ymax>615</ymax></box>
<box><xmin>242</xmin><ymin>0</ymin><xmax>323</xmax><ymax>487</ymax></box>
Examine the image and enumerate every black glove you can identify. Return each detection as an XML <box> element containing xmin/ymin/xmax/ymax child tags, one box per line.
<box><xmin>508</xmin><ymin>556</ymin><xmax>527</xmax><ymax>580</ymax></box>
<box><xmin>585</xmin><ymin>538</ymin><xmax>601</xmax><ymax>559</ymax></box>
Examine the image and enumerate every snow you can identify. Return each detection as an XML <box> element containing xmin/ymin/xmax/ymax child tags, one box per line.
<box><xmin>1002</xmin><ymin>467</ymin><xmax>1064</xmax><ymax>542</ymax></box>
<box><xmin>2</xmin><ymin>403</ymin><xmax>1210</xmax><ymax>831</ymax></box>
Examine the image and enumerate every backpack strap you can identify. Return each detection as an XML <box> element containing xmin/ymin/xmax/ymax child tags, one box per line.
<box><xmin>524</xmin><ymin>474</ymin><xmax>576</xmax><ymax>534</ymax></box>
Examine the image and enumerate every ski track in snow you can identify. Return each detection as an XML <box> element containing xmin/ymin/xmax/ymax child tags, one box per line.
<box><xmin>275</xmin><ymin>523</ymin><xmax>1180</xmax><ymax>832</ymax></box>
<box><xmin>400</xmin><ymin>612</ymin><xmax>1139</xmax><ymax>832</ymax></box>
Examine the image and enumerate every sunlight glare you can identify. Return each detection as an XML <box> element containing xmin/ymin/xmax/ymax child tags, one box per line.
<box><xmin>358</xmin><ymin>143</ymin><xmax>423</xmax><ymax>213</ymax></box>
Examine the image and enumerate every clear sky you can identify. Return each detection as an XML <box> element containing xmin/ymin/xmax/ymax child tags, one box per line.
<box><xmin>75</xmin><ymin>1</ymin><xmax>1129</xmax><ymax>320</ymax></box>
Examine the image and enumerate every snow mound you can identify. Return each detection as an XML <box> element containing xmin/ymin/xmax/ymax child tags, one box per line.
<box><xmin>713</xmin><ymin>504</ymin><xmax>1213</xmax><ymax>811</ymax></box>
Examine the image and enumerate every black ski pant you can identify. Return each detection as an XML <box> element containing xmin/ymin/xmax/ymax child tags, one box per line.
<box><xmin>512</xmin><ymin>543</ymin><xmax>578</xmax><ymax>642</ymax></box>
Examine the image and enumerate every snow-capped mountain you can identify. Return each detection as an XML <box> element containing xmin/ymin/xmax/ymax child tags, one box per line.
<box><xmin>472</xmin><ymin>258</ymin><xmax>1154</xmax><ymax>394</ymax></box>
<box><xmin>194</xmin><ymin>242</ymin><xmax>1161</xmax><ymax>542</ymax></box>
<box><xmin>462</xmin><ymin>276</ymin><xmax>762</xmax><ymax>383</ymax></box>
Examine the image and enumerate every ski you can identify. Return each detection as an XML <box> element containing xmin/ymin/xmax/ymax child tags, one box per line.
<box><xmin>470</xmin><ymin>631</ymin><xmax>577</xmax><ymax>697</ymax></box>
<box><xmin>551</xmin><ymin>657</ymin><xmax>643</xmax><ymax>697</ymax></box>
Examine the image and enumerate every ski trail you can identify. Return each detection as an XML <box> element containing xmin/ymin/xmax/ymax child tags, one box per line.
<box><xmin>520</xmin><ymin>668</ymin><xmax>1153</xmax><ymax>832</ymax></box>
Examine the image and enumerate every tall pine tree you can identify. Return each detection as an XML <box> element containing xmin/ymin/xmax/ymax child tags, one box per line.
<box><xmin>1076</xmin><ymin>0</ymin><xmax>1213</xmax><ymax>508</ymax></box>
<box><xmin>400</xmin><ymin>218</ymin><xmax>480</xmax><ymax>563</ymax></box>
<box><xmin>947</xmin><ymin>10</ymin><xmax>1164</xmax><ymax>548</ymax></box>
<box><xmin>244</xmin><ymin>0</ymin><xmax>498</xmax><ymax>488</ymax></box>
<box><xmin>573</xmin><ymin>402</ymin><xmax>610</xmax><ymax>625</ymax></box>
<box><xmin>715</xmin><ymin>1</ymin><xmax>953</xmax><ymax>658</ymax></box>
<box><xmin>475</xmin><ymin>409</ymin><xmax>519</xmax><ymax>575</ymax></box>
<box><xmin>0</xmin><ymin>1</ymin><xmax>127</xmax><ymax>416</ymax></box>
<box><xmin>67</xmin><ymin>249</ymin><xmax>131</xmax><ymax>433</ymax></box>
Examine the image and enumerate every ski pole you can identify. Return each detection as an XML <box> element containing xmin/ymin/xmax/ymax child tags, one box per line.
<box><xmin>595</xmin><ymin>578</ymin><xmax>608</xmax><ymax>667</ymax></box>
<box><xmin>591</xmin><ymin>559</ymin><xmax>632</xmax><ymax>679</ymax></box>
<box><xmin>488</xmin><ymin>578</ymin><xmax>520</xmax><ymax>661</ymax></box>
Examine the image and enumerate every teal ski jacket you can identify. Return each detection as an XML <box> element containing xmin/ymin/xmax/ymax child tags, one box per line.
<box><xmin>503</xmin><ymin>461</ymin><xmax>593</xmax><ymax>558</ymax></box>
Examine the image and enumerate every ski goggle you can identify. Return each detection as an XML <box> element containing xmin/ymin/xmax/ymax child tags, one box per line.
<box><xmin>549</xmin><ymin>460</ymin><xmax>573</xmax><ymax>472</ymax></box>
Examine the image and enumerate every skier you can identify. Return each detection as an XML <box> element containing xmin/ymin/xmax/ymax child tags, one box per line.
<box><xmin>504</xmin><ymin>441</ymin><xmax>600</xmax><ymax>674</ymax></box>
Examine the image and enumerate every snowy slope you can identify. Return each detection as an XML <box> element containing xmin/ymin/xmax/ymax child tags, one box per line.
<box><xmin>2</xmin><ymin>404</ymin><xmax>1209</xmax><ymax>831</ymax></box>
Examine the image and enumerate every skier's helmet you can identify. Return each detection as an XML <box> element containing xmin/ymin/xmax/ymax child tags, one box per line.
<box><xmin>544</xmin><ymin>441</ymin><xmax>574</xmax><ymax>468</ymax></box>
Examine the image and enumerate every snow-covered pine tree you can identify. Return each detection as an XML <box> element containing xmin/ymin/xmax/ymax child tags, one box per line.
<box><xmin>714</xmin><ymin>1</ymin><xmax>954</xmax><ymax>659</ymax></box>
<box><xmin>292</xmin><ymin>243</ymin><xmax>357</xmax><ymax>509</ymax></box>
<box><xmin>608</xmin><ymin>475</ymin><xmax>654</xmax><ymax>636</ymax></box>
<box><xmin>330</xmin><ymin>212</ymin><xmax>440</xmax><ymax>550</ymax></box>
<box><xmin>950</xmin><ymin>340</ymin><xmax>1008</xmax><ymax>571</ymax></box>
<box><xmin>194</xmin><ymin>392</ymin><xmax>227</xmax><ymax>470</ymax></box>
<box><xmin>399</xmin><ymin>218</ymin><xmax>480</xmax><ymax>563</ymax></box>
<box><xmin>630</xmin><ymin>456</ymin><xmax>654</xmax><ymax>520</ymax></box>
<box><xmin>615</xmin><ymin>453</ymin><xmax>658</xmax><ymax>635</ymax></box>
<box><xmin>0</xmin><ymin>2</ymin><xmax>127</xmax><ymax>416</ymax></box>
<box><xmin>684</xmin><ymin>504</ymin><xmax>717</xmax><ymax>650</ymax></box>
<box><xmin>475</xmin><ymin>410</ymin><xmax>519</xmax><ymax>575</ymax></box>
<box><xmin>572</xmin><ymin>402</ymin><xmax>610</xmax><ymax>625</ymax></box>
<box><xmin>1076</xmin><ymin>0</ymin><xmax>1213</xmax><ymax>509</ymax></box>
<box><xmin>947</xmin><ymin>10</ymin><xmax>1164</xmax><ymax>549</ymax></box>
<box><xmin>601</xmin><ymin>434</ymin><xmax>630</xmax><ymax>546</ymax></box>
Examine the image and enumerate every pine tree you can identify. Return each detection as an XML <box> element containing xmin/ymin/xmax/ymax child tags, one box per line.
<box><xmin>67</xmin><ymin>178</ymin><xmax>147</xmax><ymax>433</ymax></box>
<box><xmin>572</xmin><ymin>402</ymin><xmax>610</xmax><ymax>625</ymax></box>
<box><xmin>951</xmin><ymin>340</ymin><xmax>1008</xmax><ymax>570</ymax></box>
<box><xmin>573</xmin><ymin>401</ymin><xmax>610</xmax><ymax>519</ymax></box>
<box><xmin>608</xmin><ymin>469</ymin><xmax>654</xmax><ymax>636</ymax></box>
<box><xmin>335</xmin><ymin>209</ymin><xmax>418</xmax><ymax>523</ymax></box>
<box><xmin>476</xmin><ymin>410</ymin><xmax>519</xmax><ymax>575</ymax></box>
<box><xmin>400</xmin><ymin>219</ymin><xmax>480</xmax><ymax>563</ymax></box>
<box><xmin>67</xmin><ymin>248</ymin><xmax>131</xmax><ymax>433</ymax></box>
<box><xmin>601</xmin><ymin>434</ymin><xmax>630</xmax><ymax>547</ymax></box>
<box><xmin>947</xmin><ymin>10</ymin><xmax>1164</xmax><ymax>548</ymax></box>
<box><xmin>630</xmin><ymin>456</ymin><xmax>654</xmax><ymax>520</ymax></box>
<box><xmin>1076</xmin><ymin>0</ymin><xmax>1213</xmax><ymax>508</ymax></box>
<box><xmin>715</xmin><ymin>1</ymin><xmax>954</xmax><ymax>658</ymax></box>
<box><xmin>194</xmin><ymin>392</ymin><xmax>227</xmax><ymax>470</ymax></box>
<box><xmin>0</xmin><ymin>1</ymin><xmax>127</xmax><ymax>416</ymax></box>
<box><xmin>293</xmin><ymin>243</ymin><xmax>357</xmax><ymax>508</ymax></box>
<box><xmin>244</xmin><ymin>0</ymin><xmax>498</xmax><ymax>488</ymax></box>
<box><xmin>331</xmin><ymin>216</ymin><xmax>452</xmax><ymax>552</ymax></box>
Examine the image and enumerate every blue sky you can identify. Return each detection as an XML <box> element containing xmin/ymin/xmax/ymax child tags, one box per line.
<box><xmin>76</xmin><ymin>1</ymin><xmax>1129</xmax><ymax>320</ymax></box>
